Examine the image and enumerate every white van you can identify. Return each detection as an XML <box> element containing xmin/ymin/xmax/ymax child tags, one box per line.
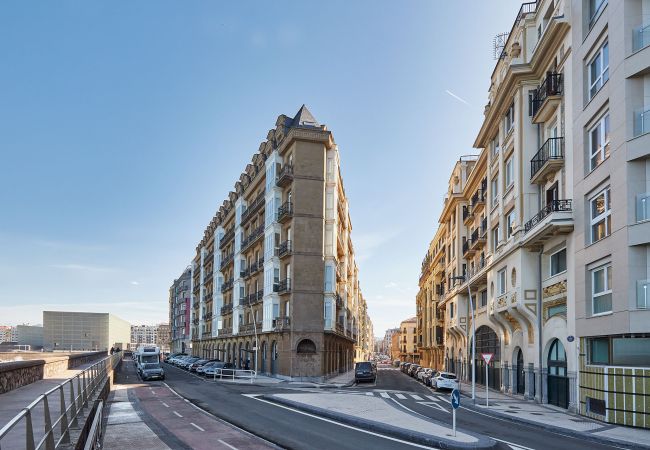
<box><xmin>135</xmin><ymin>346</ymin><xmax>164</xmax><ymax>381</ymax></box>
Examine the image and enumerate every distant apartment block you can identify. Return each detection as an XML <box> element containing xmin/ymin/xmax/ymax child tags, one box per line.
<box><xmin>43</xmin><ymin>311</ymin><xmax>130</xmax><ymax>352</ymax></box>
<box><xmin>169</xmin><ymin>267</ymin><xmax>191</xmax><ymax>353</ymax></box>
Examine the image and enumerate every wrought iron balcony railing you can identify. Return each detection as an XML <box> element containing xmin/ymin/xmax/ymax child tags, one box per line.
<box><xmin>524</xmin><ymin>200</ymin><xmax>572</xmax><ymax>233</ymax></box>
<box><xmin>277</xmin><ymin>201</ymin><xmax>293</xmax><ymax>222</ymax></box>
<box><xmin>531</xmin><ymin>137</ymin><xmax>564</xmax><ymax>180</ymax></box>
<box><xmin>530</xmin><ymin>73</ymin><xmax>563</xmax><ymax>118</ymax></box>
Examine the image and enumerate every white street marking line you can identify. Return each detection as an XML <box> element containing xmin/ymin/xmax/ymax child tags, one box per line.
<box><xmin>248</xmin><ymin>395</ymin><xmax>437</xmax><ymax>449</ymax></box>
<box><xmin>395</xmin><ymin>393</ymin><xmax>406</xmax><ymax>399</ymax></box>
<box><xmin>491</xmin><ymin>438</ymin><xmax>535</xmax><ymax>450</ymax></box>
<box><xmin>190</xmin><ymin>422</ymin><xmax>205</xmax><ymax>432</ymax></box>
<box><xmin>218</xmin><ymin>439</ymin><xmax>239</xmax><ymax>450</ymax></box>
<box><xmin>379</xmin><ymin>392</ymin><xmax>390</xmax><ymax>398</ymax></box>
<box><xmin>410</xmin><ymin>394</ymin><xmax>423</xmax><ymax>400</ymax></box>
<box><xmin>425</xmin><ymin>395</ymin><xmax>439</xmax><ymax>402</ymax></box>
<box><xmin>173</xmin><ymin>411</ymin><xmax>183</xmax><ymax>417</ymax></box>
<box><xmin>161</xmin><ymin>402</ymin><xmax>169</xmax><ymax>408</ymax></box>
<box><xmin>418</xmin><ymin>401</ymin><xmax>450</xmax><ymax>414</ymax></box>
<box><xmin>365</xmin><ymin>392</ymin><xmax>374</xmax><ymax>396</ymax></box>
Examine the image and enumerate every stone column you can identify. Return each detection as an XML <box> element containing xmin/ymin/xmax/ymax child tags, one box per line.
<box><xmin>525</xmin><ymin>363</ymin><xmax>535</xmax><ymax>400</ymax></box>
<box><xmin>503</xmin><ymin>362</ymin><xmax>510</xmax><ymax>392</ymax></box>
<box><xmin>568</xmin><ymin>371</ymin><xmax>578</xmax><ymax>413</ymax></box>
<box><xmin>542</xmin><ymin>370</ymin><xmax>548</xmax><ymax>404</ymax></box>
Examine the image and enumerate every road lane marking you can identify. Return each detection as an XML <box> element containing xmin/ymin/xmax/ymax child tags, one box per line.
<box><xmin>491</xmin><ymin>438</ymin><xmax>534</xmax><ymax>450</ymax></box>
<box><xmin>418</xmin><ymin>402</ymin><xmax>449</xmax><ymax>414</ymax></box>
<box><xmin>191</xmin><ymin>422</ymin><xmax>205</xmax><ymax>432</ymax></box>
<box><xmin>395</xmin><ymin>393</ymin><xmax>406</xmax><ymax>399</ymax></box>
<box><xmin>245</xmin><ymin>395</ymin><xmax>438</xmax><ymax>449</ymax></box>
<box><xmin>218</xmin><ymin>439</ymin><xmax>239</xmax><ymax>450</ymax></box>
<box><xmin>379</xmin><ymin>392</ymin><xmax>390</xmax><ymax>398</ymax></box>
<box><xmin>173</xmin><ymin>411</ymin><xmax>183</xmax><ymax>417</ymax></box>
<box><xmin>365</xmin><ymin>392</ymin><xmax>374</xmax><ymax>396</ymax></box>
<box><xmin>425</xmin><ymin>395</ymin><xmax>439</xmax><ymax>402</ymax></box>
<box><xmin>161</xmin><ymin>402</ymin><xmax>169</xmax><ymax>407</ymax></box>
<box><xmin>410</xmin><ymin>394</ymin><xmax>423</xmax><ymax>400</ymax></box>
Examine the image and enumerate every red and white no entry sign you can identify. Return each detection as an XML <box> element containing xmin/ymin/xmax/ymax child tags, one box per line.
<box><xmin>481</xmin><ymin>353</ymin><xmax>494</xmax><ymax>364</ymax></box>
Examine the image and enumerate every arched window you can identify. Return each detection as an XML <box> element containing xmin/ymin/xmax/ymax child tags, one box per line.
<box><xmin>297</xmin><ymin>339</ymin><xmax>317</xmax><ymax>354</ymax></box>
<box><xmin>548</xmin><ymin>339</ymin><xmax>567</xmax><ymax>376</ymax></box>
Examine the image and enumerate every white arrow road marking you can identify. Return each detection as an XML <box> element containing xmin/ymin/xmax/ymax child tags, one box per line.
<box><xmin>491</xmin><ymin>438</ymin><xmax>535</xmax><ymax>450</ymax></box>
<box><xmin>418</xmin><ymin>402</ymin><xmax>450</xmax><ymax>414</ymax></box>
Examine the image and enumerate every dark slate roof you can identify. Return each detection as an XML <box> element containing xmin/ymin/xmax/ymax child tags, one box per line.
<box><xmin>291</xmin><ymin>104</ymin><xmax>320</xmax><ymax>128</ymax></box>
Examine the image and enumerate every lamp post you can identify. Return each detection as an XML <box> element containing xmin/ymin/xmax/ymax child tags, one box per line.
<box><xmin>247</xmin><ymin>302</ymin><xmax>259</xmax><ymax>378</ymax></box>
<box><xmin>452</xmin><ymin>275</ymin><xmax>476</xmax><ymax>403</ymax></box>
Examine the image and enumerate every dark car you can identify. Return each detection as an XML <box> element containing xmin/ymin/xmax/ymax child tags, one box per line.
<box><xmin>188</xmin><ymin>359</ymin><xmax>210</xmax><ymax>372</ymax></box>
<box><xmin>401</xmin><ymin>362</ymin><xmax>411</xmax><ymax>373</ymax></box>
<box><xmin>408</xmin><ymin>364</ymin><xmax>421</xmax><ymax>377</ymax></box>
<box><xmin>203</xmin><ymin>362</ymin><xmax>236</xmax><ymax>377</ymax></box>
<box><xmin>354</xmin><ymin>361</ymin><xmax>377</xmax><ymax>383</ymax></box>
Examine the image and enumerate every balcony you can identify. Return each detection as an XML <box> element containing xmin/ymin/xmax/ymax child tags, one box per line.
<box><xmin>276</xmin><ymin>164</ymin><xmax>294</xmax><ymax>187</ymax></box>
<box><xmin>241</xmin><ymin>224</ymin><xmax>264</xmax><ymax>252</ymax></box>
<box><xmin>203</xmin><ymin>291</ymin><xmax>213</xmax><ymax>302</ymax></box>
<box><xmin>471</xmin><ymin>189</ymin><xmax>485</xmax><ymax>212</ymax></box>
<box><xmin>192</xmin><ymin>318</ymin><xmax>199</xmax><ymax>325</ymax></box>
<box><xmin>633</xmin><ymin>23</ymin><xmax>650</xmax><ymax>53</ymax></box>
<box><xmin>220</xmin><ymin>252</ymin><xmax>234</xmax><ymax>270</ymax></box>
<box><xmin>218</xmin><ymin>327</ymin><xmax>232</xmax><ymax>337</ymax></box>
<box><xmin>277</xmin><ymin>240</ymin><xmax>292</xmax><ymax>258</ymax></box>
<box><xmin>220</xmin><ymin>279</ymin><xmax>233</xmax><ymax>293</ymax></box>
<box><xmin>276</xmin><ymin>278</ymin><xmax>291</xmax><ymax>295</ymax></box>
<box><xmin>204</xmin><ymin>252</ymin><xmax>214</xmax><ymax>264</ymax></box>
<box><xmin>633</xmin><ymin>107</ymin><xmax>650</xmax><ymax>138</ymax></box>
<box><xmin>335</xmin><ymin>293</ymin><xmax>344</xmax><ymax>309</ymax></box>
<box><xmin>470</xmin><ymin>227</ymin><xmax>485</xmax><ymax>251</ymax></box>
<box><xmin>220</xmin><ymin>304</ymin><xmax>233</xmax><ymax>315</ymax></box>
<box><xmin>239</xmin><ymin>322</ymin><xmax>262</xmax><ymax>334</ymax></box>
<box><xmin>530</xmin><ymin>137</ymin><xmax>564</xmax><ymax>183</ymax></box>
<box><xmin>272</xmin><ymin>317</ymin><xmax>290</xmax><ymax>332</ymax></box>
<box><xmin>462</xmin><ymin>206</ymin><xmax>473</xmax><ymax>226</ymax></box>
<box><xmin>523</xmin><ymin>200</ymin><xmax>573</xmax><ymax>250</ymax></box>
<box><xmin>220</xmin><ymin>226</ymin><xmax>235</xmax><ymax>249</ymax></box>
<box><xmin>277</xmin><ymin>201</ymin><xmax>293</xmax><ymax>223</ymax></box>
<box><xmin>192</xmin><ymin>283</ymin><xmax>200</xmax><ymax>294</ymax></box>
<box><xmin>530</xmin><ymin>73</ymin><xmax>563</xmax><ymax>123</ymax></box>
<box><xmin>462</xmin><ymin>239</ymin><xmax>474</xmax><ymax>257</ymax></box>
<box><xmin>241</xmin><ymin>192</ymin><xmax>265</xmax><ymax>224</ymax></box>
<box><xmin>203</xmin><ymin>271</ymin><xmax>213</xmax><ymax>284</ymax></box>
<box><xmin>202</xmin><ymin>312</ymin><xmax>213</xmax><ymax>321</ymax></box>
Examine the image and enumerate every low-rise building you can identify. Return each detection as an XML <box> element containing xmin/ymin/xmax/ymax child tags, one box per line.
<box><xmin>399</xmin><ymin>317</ymin><xmax>418</xmax><ymax>363</ymax></box>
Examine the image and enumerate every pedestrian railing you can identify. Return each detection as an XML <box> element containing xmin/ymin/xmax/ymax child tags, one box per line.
<box><xmin>82</xmin><ymin>400</ymin><xmax>103</xmax><ymax>450</ymax></box>
<box><xmin>211</xmin><ymin>369</ymin><xmax>256</xmax><ymax>383</ymax></box>
<box><xmin>0</xmin><ymin>353</ymin><xmax>120</xmax><ymax>450</ymax></box>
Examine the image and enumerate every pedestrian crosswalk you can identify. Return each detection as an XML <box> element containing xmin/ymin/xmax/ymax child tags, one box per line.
<box><xmin>336</xmin><ymin>390</ymin><xmax>445</xmax><ymax>403</ymax></box>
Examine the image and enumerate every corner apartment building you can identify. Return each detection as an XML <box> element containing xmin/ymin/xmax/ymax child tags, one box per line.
<box><xmin>417</xmin><ymin>0</ymin><xmax>649</xmax><ymax>428</ymax></box>
<box><xmin>570</xmin><ymin>0</ymin><xmax>650</xmax><ymax>428</ymax></box>
<box><xmin>383</xmin><ymin>328</ymin><xmax>400</xmax><ymax>355</ymax></box>
<box><xmin>399</xmin><ymin>317</ymin><xmax>418</xmax><ymax>363</ymax></box>
<box><xmin>169</xmin><ymin>267</ymin><xmax>191</xmax><ymax>353</ymax></box>
<box><xmin>187</xmin><ymin>106</ymin><xmax>373</xmax><ymax>380</ymax></box>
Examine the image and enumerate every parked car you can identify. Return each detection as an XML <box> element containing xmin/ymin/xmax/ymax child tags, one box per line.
<box><xmin>140</xmin><ymin>362</ymin><xmax>165</xmax><ymax>381</ymax></box>
<box><xmin>171</xmin><ymin>355</ymin><xmax>191</xmax><ymax>366</ymax></box>
<box><xmin>166</xmin><ymin>353</ymin><xmax>186</xmax><ymax>364</ymax></box>
<box><xmin>179</xmin><ymin>357</ymin><xmax>200</xmax><ymax>369</ymax></box>
<box><xmin>408</xmin><ymin>364</ymin><xmax>421</xmax><ymax>377</ymax></box>
<box><xmin>430</xmin><ymin>371</ymin><xmax>459</xmax><ymax>391</ymax></box>
<box><xmin>188</xmin><ymin>359</ymin><xmax>210</xmax><ymax>372</ymax></box>
<box><xmin>418</xmin><ymin>368</ymin><xmax>433</xmax><ymax>383</ymax></box>
<box><xmin>422</xmin><ymin>369</ymin><xmax>436</xmax><ymax>386</ymax></box>
<box><xmin>354</xmin><ymin>361</ymin><xmax>377</xmax><ymax>383</ymax></box>
<box><xmin>197</xmin><ymin>360</ymin><xmax>220</xmax><ymax>375</ymax></box>
<box><xmin>203</xmin><ymin>362</ymin><xmax>236</xmax><ymax>377</ymax></box>
<box><xmin>401</xmin><ymin>362</ymin><xmax>411</xmax><ymax>373</ymax></box>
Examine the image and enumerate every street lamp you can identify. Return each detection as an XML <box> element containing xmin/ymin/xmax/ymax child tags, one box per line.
<box><xmin>451</xmin><ymin>275</ymin><xmax>476</xmax><ymax>403</ymax></box>
<box><xmin>246</xmin><ymin>302</ymin><xmax>259</xmax><ymax>378</ymax></box>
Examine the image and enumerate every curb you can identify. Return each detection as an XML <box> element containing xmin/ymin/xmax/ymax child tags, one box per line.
<box><xmin>261</xmin><ymin>394</ymin><xmax>498</xmax><ymax>450</ymax></box>
<box><xmin>457</xmin><ymin>394</ymin><xmax>650</xmax><ymax>450</ymax></box>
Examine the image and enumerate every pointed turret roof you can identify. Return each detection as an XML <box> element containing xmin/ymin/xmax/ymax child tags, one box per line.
<box><xmin>291</xmin><ymin>104</ymin><xmax>320</xmax><ymax>128</ymax></box>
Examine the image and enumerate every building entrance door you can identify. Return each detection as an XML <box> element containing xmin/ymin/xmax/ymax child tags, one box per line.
<box><xmin>547</xmin><ymin>339</ymin><xmax>569</xmax><ymax>408</ymax></box>
<box><xmin>516</xmin><ymin>349</ymin><xmax>525</xmax><ymax>395</ymax></box>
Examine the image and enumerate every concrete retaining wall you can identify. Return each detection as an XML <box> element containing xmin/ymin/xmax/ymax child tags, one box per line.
<box><xmin>0</xmin><ymin>351</ymin><xmax>106</xmax><ymax>394</ymax></box>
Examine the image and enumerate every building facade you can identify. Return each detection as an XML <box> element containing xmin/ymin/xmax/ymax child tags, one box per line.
<box><xmin>570</xmin><ymin>0</ymin><xmax>650</xmax><ymax>428</ymax></box>
<box><xmin>169</xmin><ymin>267</ymin><xmax>191</xmax><ymax>354</ymax></box>
<box><xmin>383</xmin><ymin>328</ymin><xmax>400</xmax><ymax>356</ymax></box>
<box><xmin>16</xmin><ymin>325</ymin><xmax>43</xmax><ymax>349</ymax></box>
<box><xmin>43</xmin><ymin>311</ymin><xmax>131</xmax><ymax>352</ymax></box>
<box><xmin>187</xmin><ymin>106</ymin><xmax>373</xmax><ymax>380</ymax></box>
<box><xmin>399</xmin><ymin>317</ymin><xmax>418</xmax><ymax>363</ymax></box>
<box><xmin>416</xmin><ymin>0</ymin><xmax>649</xmax><ymax>429</ymax></box>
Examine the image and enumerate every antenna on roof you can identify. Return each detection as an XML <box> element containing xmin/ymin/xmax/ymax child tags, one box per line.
<box><xmin>493</xmin><ymin>32</ymin><xmax>509</xmax><ymax>60</ymax></box>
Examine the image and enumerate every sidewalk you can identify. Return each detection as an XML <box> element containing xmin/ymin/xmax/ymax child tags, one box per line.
<box><xmin>318</xmin><ymin>369</ymin><xmax>355</xmax><ymax>386</ymax></box>
<box><xmin>0</xmin><ymin>361</ymin><xmax>97</xmax><ymax>449</ymax></box>
<box><xmin>459</xmin><ymin>384</ymin><xmax>650</xmax><ymax>449</ymax></box>
<box><xmin>265</xmin><ymin>392</ymin><xmax>496</xmax><ymax>449</ymax></box>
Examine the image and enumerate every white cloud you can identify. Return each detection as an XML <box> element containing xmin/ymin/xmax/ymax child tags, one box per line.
<box><xmin>384</xmin><ymin>281</ymin><xmax>398</xmax><ymax>288</ymax></box>
<box><xmin>130</xmin><ymin>281</ymin><xmax>140</xmax><ymax>286</ymax></box>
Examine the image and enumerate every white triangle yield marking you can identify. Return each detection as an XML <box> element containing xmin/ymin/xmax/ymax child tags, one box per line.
<box><xmin>409</xmin><ymin>394</ymin><xmax>423</xmax><ymax>400</ymax></box>
<box><xmin>395</xmin><ymin>393</ymin><xmax>406</xmax><ymax>399</ymax></box>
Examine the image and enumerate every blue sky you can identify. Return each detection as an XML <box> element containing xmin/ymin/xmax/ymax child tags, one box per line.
<box><xmin>0</xmin><ymin>1</ymin><xmax>523</xmax><ymax>336</ymax></box>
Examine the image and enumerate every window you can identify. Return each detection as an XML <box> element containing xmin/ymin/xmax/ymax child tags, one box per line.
<box><xmin>613</xmin><ymin>338</ymin><xmax>650</xmax><ymax>366</ymax></box>
<box><xmin>588</xmin><ymin>113</ymin><xmax>610</xmax><ymax>171</ymax></box>
<box><xmin>504</xmin><ymin>102</ymin><xmax>515</xmax><ymax>134</ymax></box>
<box><xmin>506</xmin><ymin>210</ymin><xmax>515</xmax><ymax>238</ymax></box>
<box><xmin>589</xmin><ymin>0</ymin><xmax>607</xmax><ymax>28</ymax></box>
<box><xmin>505</xmin><ymin>156</ymin><xmax>514</xmax><ymax>188</ymax></box>
<box><xmin>324</xmin><ymin>265</ymin><xmax>333</xmax><ymax>292</ymax></box>
<box><xmin>498</xmin><ymin>268</ymin><xmax>507</xmax><ymax>295</ymax></box>
<box><xmin>550</xmin><ymin>248</ymin><xmax>567</xmax><ymax>276</ymax></box>
<box><xmin>491</xmin><ymin>176</ymin><xmax>499</xmax><ymax>207</ymax></box>
<box><xmin>590</xmin><ymin>187</ymin><xmax>611</xmax><ymax>243</ymax></box>
<box><xmin>480</xmin><ymin>290</ymin><xmax>488</xmax><ymax>308</ymax></box>
<box><xmin>591</xmin><ymin>264</ymin><xmax>612</xmax><ymax>315</ymax></box>
<box><xmin>588</xmin><ymin>42</ymin><xmax>609</xmax><ymax>99</ymax></box>
<box><xmin>492</xmin><ymin>225</ymin><xmax>500</xmax><ymax>251</ymax></box>
<box><xmin>589</xmin><ymin>337</ymin><xmax>609</xmax><ymax>364</ymax></box>
<box><xmin>492</xmin><ymin>137</ymin><xmax>500</xmax><ymax>157</ymax></box>
<box><xmin>450</xmin><ymin>303</ymin><xmax>454</xmax><ymax>318</ymax></box>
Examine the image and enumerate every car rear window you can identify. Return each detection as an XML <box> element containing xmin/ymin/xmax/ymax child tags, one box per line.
<box><xmin>442</xmin><ymin>373</ymin><xmax>457</xmax><ymax>379</ymax></box>
<box><xmin>356</xmin><ymin>362</ymin><xmax>372</xmax><ymax>370</ymax></box>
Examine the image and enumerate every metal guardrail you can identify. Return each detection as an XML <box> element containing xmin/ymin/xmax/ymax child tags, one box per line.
<box><xmin>210</xmin><ymin>368</ymin><xmax>256</xmax><ymax>383</ymax></box>
<box><xmin>82</xmin><ymin>400</ymin><xmax>103</xmax><ymax>450</ymax></box>
<box><xmin>0</xmin><ymin>353</ymin><xmax>120</xmax><ymax>450</ymax></box>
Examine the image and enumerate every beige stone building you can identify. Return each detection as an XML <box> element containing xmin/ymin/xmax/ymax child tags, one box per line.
<box><xmin>399</xmin><ymin>317</ymin><xmax>418</xmax><ymax>363</ymax></box>
<box><xmin>416</xmin><ymin>0</ymin><xmax>649</xmax><ymax>429</ymax></box>
<box><xmin>188</xmin><ymin>106</ymin><xmax>373</xmax><ymax>380</ymax></box>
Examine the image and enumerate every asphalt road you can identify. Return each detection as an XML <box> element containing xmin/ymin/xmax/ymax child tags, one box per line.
<box><xmin>149</xmin><ymin>363</ymin><xmax>624</xmax><ymax>450</ymax></box>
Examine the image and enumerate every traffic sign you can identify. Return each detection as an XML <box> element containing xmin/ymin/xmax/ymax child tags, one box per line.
<box><xmin>451</xmin><ymin>389</ymin><xmax>460</xmax><ymax>409</ymax></box>
<box><xmin>481</xmin><ymin>353</ymin><xmax>494</xmax><ymax>364</ymax></box>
